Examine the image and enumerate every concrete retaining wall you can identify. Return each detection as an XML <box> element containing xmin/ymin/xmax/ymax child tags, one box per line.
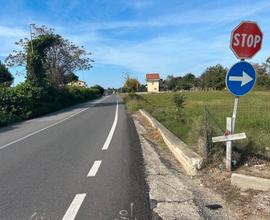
<box><xmin>139</xmin><ymin>109</ymin><xmax>203</xmax><ymax>175</ymax></box>
<box><xmin>231</xmin><ymin>173</ymin><xmax>270</xmax><ymax>191</ymax></box>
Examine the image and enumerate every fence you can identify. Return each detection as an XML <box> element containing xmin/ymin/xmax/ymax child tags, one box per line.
<box><xmin>204</xmin><ymin>102</ymin><xmax>270</xmax><ymax>160</ymax></box>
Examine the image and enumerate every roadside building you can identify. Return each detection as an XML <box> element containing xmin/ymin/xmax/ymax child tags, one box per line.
<box><xmin>67</xmin><ymin>80</ymin><xmax>87</xmax><ymax>88</ymax></box>
<box><xmin>146</xmin><ymin>73</ymin><xmax>160</xmax><ymax>93</ymax></box>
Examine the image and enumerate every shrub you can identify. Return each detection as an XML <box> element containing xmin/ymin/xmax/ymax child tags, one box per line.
<box><xmin>173</xmin><ymin>93</ymin><xmax>186</xmax><ymax>122</ymax></box>
<box><xmin>122</xmin><ymin>93</ymin><xmax>148</xmax><ymax>112</ymax></box>
<box><xmin>0</xmin><ymin>83</ymin><xmax>101</xmax><ymax>127</ymax></box>
<box><xmin>90</xmin><ymin>85</ymin><xmax>105</xmax><ymax>95</ymax></box>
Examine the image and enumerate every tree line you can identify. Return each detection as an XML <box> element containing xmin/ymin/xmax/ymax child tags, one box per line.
<box><xmin>160</xmin><ymin>58</ymin><xmax>270</xmax><ymax>91</ymax></box>
<box><xmin>121</xmin><ymin>58</ymin><xmax>270</xmax><ymax>92</ymax></box>
<box><xmin>160</xmin><ymin>59</ymin><xmax>270</xmax><ymax>92</ymax></box>
<box><xmin>0</xmin><ymin>25</ymin><xmax>104</xmax><ymax>126</ymax></box>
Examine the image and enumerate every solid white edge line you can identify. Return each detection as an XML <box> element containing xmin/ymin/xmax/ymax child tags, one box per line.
<box><xmin>62</xmin><ymin>193</ymin><xmax>86</xmax><ymax>220</ymax></box>
<box><xmin>102</xmin><ymin>99</ymin><xmax>118</xmax><ymax>150</ymax></box>
<box><xmin>87</xmin><ymin>160</ymin><xmax>102</xmax><ymax>177</ymax></box>
<box><xmin>0</xmin><ymin>108</ymin><xmax>87</xmax><ymax>150</ymax></box>
<box><xmin>0</xmin><ymin>96</ymin><xmax>108</xmax><ymax>150</ymax></box>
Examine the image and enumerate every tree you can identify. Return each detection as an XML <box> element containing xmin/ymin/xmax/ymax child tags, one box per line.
<box><xmin>173</xmin><ymin>93</ymin><xmax>186</xmax><ymax>122</ymax></box>
<box><xmin>200</xmin><ymin>64</ymin><xmax>227</xmax><ymax>90</ymax></box>
<box><xmin>164</xmin><ymin>75</ymin><xmax>177</xmax><ymax>90</ymax></box>
<box><xmin>140</xmin><ymin>84</ymin><xmax>147</xmax><ymax>92</ymax></box>
<box><xmin>5</xmin><ymin>25</ymin><xmax>93</xmax><ymax>86</ymax></box>
<box><xmin>0</xmin><ymin>62</ymin><xmax>13</xmax><ymax>86</ymax></box>
<box><xmin>253</xmin><ymin>63</ymin><xmax>270</xmax><ymax>89</ymax></box>
<box><xmin>124</xmin><ymin>77</ymin><xmax>140</xmax><ymax>92</ymax></box>
<box><xmin>26</xmin><ymin>34</ymin><xmax>59</xmax><ymax>86</ymax></box>
<box><xmin>262</xmin><ymin>57</ymin><xmax>270</xmax><ymax>75</ymax></box>
<box><xmin>91</xmin><ymin>85</ymin><xmax>105</xmax><ymax>95</ymax></box>
<box><xmin>159</xmin><ymin>79</ymin><xmax>168</xmax><ymax>91</ymax></box>
<box><xmin>64</xmin><ymin>72</ymin><xmax>79</xmax><ymax>84</ymax></box>
<box><xmin>178</xmin><ymin>73</ymin><xmax>196</xmax><ymax>90</ymax></box>
<box><xmin>174</xmin><ymin>76</ymin><xmax>183</xmax><ymax>90</ymax></box>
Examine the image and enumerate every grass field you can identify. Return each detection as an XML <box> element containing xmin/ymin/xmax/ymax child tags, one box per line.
<box><xmin>124</xmin><ymin>91</ymin><xmax>270</xmax><ymax>156</ymax></box>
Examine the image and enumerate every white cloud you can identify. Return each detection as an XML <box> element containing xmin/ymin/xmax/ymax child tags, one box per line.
<box><xmin>1</xmin><ymin>0</ymin><xmax>270</xmax><ymax>81</ymax></box>
<box><xmin>121</xmin><ymin>0</ymin><xmax>155</xmax><ymax>10</ymax></box>
<box><xmin>0</xmin><ymin>26</ymin><xmax>27</xmax><ymax>57</ymax></box>
<box><xmin>71</xmin><ymin>1</ymin><xmax>270</xmax><ymax>32</ymax></box>
<box><xmin>0</xmin><ymin>26</ymin><xmax>26</xmax><ymax>38</ymax></box>
<box><xmin>83</xmin><ymin>32</ymin><xmax>223</xmax><ymax>74</ymax></box>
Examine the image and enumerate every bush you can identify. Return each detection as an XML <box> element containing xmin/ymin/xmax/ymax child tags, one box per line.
<box><xmin>0</xmin><ymin>83</ymin><xmax>101</xmax><ymax>126</ymax></box>
<box><xmin>173</xmin><ymin>93</ymin><xmax>186</xmax><ymax>122</ymax></box>
<box><xmin>90</xmin><ymin>85</ymin><xmax>105</xmax><ymax>96</ymax></box>
<box><xmin>122</xmin><ymin>93</ymin><xmax>148</xmax><ymax>112</ymax></box>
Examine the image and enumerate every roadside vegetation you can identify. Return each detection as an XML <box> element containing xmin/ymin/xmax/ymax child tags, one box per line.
<box><xmin>0</xmin><ymin>25</ymin><xmax>104</xmax><ymax>127</ymax></box>
<box><xmin>122</xmin><ymin>56</ymin><xmax>270</xmax><ymax>160</ymax></box>
<box><xmin>127</xmin><ymin>91</ymin><xmax>270</xmax><ymax>219</ymax></box>
<box><xmin>158</xmin><ymin>62</ymin><xmax>270</xmax><ymax>92</ymax></box>
<box><xmin>123</xmin><ymin>91</ymin><xmax>270</xmax><ymax>159</ymax></box>
<box><xmin>0</xmin><ymin>83</ymin><xmax>103</xmax><ymax>126</ymax></box>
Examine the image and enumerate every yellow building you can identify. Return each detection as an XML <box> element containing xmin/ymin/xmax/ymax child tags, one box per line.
<box><xmin>67</xmin><ymin>80</ymin><xmax>87</xmax><ymax>88</ymax></box>
<box><xmin>146</xmin><ymin>73</ymin><xmax>160</xmax><ymax>93</ymax></box>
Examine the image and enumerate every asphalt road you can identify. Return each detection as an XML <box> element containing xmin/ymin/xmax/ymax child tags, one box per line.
<box><xmin>0</xmin><ymin>94</ymin><xmax>151</xmax><ymax>220</ymax></box>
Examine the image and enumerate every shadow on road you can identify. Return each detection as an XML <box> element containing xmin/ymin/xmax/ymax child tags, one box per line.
<box><xmin>92</xmin><ymin>101</ymin><xmax>124</xmax><ymax>108</ymax></box>
<box><xmin>0</xmin><ymin>96</ymin><xmax>123</xmax><ymax>134</ymax></box>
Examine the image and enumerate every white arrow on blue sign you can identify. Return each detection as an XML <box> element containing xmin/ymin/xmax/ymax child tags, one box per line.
<box><xmin>226</xmin><ymin>61</ymin><xmax>256</xmax><ymax>96</ymax></box>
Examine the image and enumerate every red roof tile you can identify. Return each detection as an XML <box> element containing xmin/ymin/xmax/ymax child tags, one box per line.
<box><xmin>146</xmin><ymin>73</ymin><xmax>160</xmax><ymax>80</ymax></box>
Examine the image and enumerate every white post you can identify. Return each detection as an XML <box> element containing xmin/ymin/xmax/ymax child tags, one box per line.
<box><xmin>226</xmin><ymin>117</ymin><xmax>232</xmax><ymax>171</ymax></box>
<box><xmin>231</xmin><ymin>97</ymin><xmax>239</xmax><ymax>134</ymax></box>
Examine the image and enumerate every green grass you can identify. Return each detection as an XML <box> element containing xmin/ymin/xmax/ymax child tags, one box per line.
<box><xmin>124</xmin><ymin>91</ymin><xmax>270</xmax><ymax>156</ymax></box>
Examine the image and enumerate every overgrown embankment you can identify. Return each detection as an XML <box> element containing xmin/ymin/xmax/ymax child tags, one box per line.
<box><xmin>123</xmin><ymin>91</ymin><xmax>270</xmax><ymax>159</ymax></box>
<box><xmin>0</xmin><ymin>83</ymin><xmax>102</xmax><ymax>126</ymax></box>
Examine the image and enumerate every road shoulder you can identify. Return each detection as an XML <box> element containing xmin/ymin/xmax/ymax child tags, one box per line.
<box><xmin>133</xmin><ymin>112</ymin><xmax>238</xmax><ymax>220</ymax></box>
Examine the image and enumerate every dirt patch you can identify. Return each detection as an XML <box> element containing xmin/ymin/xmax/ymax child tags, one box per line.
<box><xmin>135</xmin><ymin>112</ymin><xmax>167</xmax><ymax>150</ymax></box>
<box><xmin>237</xmin><ymin>163</ymin><xmax>270</xmax><ymax>179</ymax></box>
<box><xmin>199</xmin><ymin>166</ymin><xmax>270</xmax><ymax>219</ymax></box>
<box><xmin>201</xmin><ymin>148</ymin><xmax>270</xmax><ymax>219</ymax></box>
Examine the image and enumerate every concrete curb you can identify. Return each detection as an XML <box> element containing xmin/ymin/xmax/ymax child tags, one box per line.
<box><xmin>139</xmin><ymin>109</ymin><xmax>203</xmax><ymax>175</ymax></box>
<box><xmin>231</xmin><ymin>173</ymin><xmax>270</xmax><ymax>191</ymax></box>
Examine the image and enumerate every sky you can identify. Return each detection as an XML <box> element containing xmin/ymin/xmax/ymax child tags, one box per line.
<box><xmin>0</xmin><ymin>0</ymin><xmax>270</xmax><ymax>88</ymax></box>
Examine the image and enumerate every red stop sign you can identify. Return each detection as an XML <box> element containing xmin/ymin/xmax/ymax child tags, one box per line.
<box><xmin>230</xmin><ymin>21</ymin><xmax>263</xmax><ymax>59</ymax></box>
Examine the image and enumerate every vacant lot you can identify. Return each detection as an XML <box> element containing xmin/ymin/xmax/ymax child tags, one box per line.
<box><xmin>124</xmin><ymin>91</ymin><xmax>270</xmax><ymax>157</ymax></box>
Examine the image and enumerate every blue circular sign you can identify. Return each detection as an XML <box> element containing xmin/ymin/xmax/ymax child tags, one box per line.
<box><xmin>226</xmin><ymin>61</ymin><xmax>256</xmax><ymax>96</ymax></box>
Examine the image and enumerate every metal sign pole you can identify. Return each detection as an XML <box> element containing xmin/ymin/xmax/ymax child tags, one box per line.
<box><xmin>226</xmin><ymin>94</ymin><xmax>239</xmax><ymax>172</ymax></box>
<box><xmin>223</xmin><ymin>21</ymin><xmax>262</xmax><ymax>172</ymax></box>
<box><xmin>226</xmin><ymin>59</ymin><xmax>244</xmax><ymax>171</ymax></box>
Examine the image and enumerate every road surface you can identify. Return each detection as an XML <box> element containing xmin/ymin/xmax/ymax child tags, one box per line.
<box><xmin>0</xmin><ymin>95</ymin><xmax>150</xmax><ymax>220</ymax></box>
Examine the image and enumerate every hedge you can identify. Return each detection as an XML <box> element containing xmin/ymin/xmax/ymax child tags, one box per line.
<box><xmin>0</xmin><ymin>82</ymin><xmax>102</xmax><ymax>126</ymax></box>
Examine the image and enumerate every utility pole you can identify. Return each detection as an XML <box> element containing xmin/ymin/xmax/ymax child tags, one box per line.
<box><xmin>29</xmin><ymin>24</ymin><xmax>35</xmax><ymax>54</ymax></box>
<box><xmin>122</xmin><ymin>72</ymin><xmax>129</xmax><ymax>93</ymax></box>
<box><xmin>136</xmin><ymin>76</ymin><xmax>139</xmax><ymax>92</ymax></box>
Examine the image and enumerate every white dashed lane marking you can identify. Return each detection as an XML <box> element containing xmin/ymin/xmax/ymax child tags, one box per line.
<box><xmin>62</xmin><ymin>193</ymin><xmax>86</xmax><ymax>220</ymax></box>
<box><xmin>87</xmin><ymin>160</ymin><xmax>102</xmax><ymax>177</ymax></box>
